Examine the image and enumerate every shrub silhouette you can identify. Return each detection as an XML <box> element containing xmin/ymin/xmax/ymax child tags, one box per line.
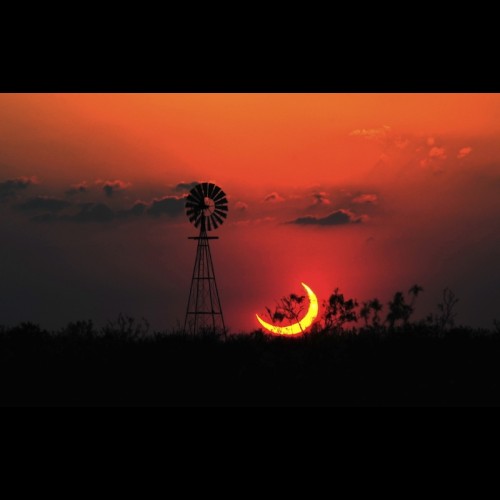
<box><xmin>101</xmin><ymin>314</ymin><xmax>150</xmax><ymax>340</ymax></box>
<box><xmin>437</xmin><ymin>288</ymin><xmax>459</xmax><ymax>330</ymax></box>
<box><xmin>387</xmin><ymin>292</ymin><xmax>412</xmax><ymax>328</ymax></box>
<box><xmin>409</xmin><ymin>284</ymin><xmax>423</xmax><ymax>301</ymax></box>
<box><xmin>386</xmin><ymin>285</ymin><xmax>423</xmax><ymax>328</ymax></box>
<box><xmin>360</xmin><ymin>302</ymin><xmax>371</xmax><ymax>326</ymax></box>
<box><xmin>369</xmin><ymin>299</ymin><xmax>383</xmax><ymax>328</ymax></box>
<box><xmin>323</xmin><ymin>288</ymin><xmax>358</xmax><ymax>332</ymax></box>
<box><xmin>264</xmin><ymin>292</ymin><xmax>307</xmax><ymax>333</ymax></box>
<box><xmin>1</xmin><ymin>283</ymin><xmax>499</xmax><ymax>406</ymax></box>
<box><xmin>360</xmin><ymin>298</ymin><xmax>383</xmax><ymax>328</ymax></box>
<box><xmin>494</xmin><ymin>319</ymin><xmax>500</xmax><ymax>335</ymax></box>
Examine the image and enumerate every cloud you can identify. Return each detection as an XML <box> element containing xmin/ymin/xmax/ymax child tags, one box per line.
<box><xmin>289</xmin><ymin>209</ymin><xmax>363</xmax><ymax>226</ymax></box>
<box><xmin>31</xmin><ymin>194</ymin><xmax>187</xmax><ymax>224</ymax></box>
<box><xmin>457</xmin><ymin>146</ymin><xmax>472</xmax><ymax>160</ymax></box>
<box><xmin>264</xmin><ymin>192</ymin><xmax>285</xmax><ymax>202</ymax></box>
<box><xmin>100</xmin><ymin>180</ymin><xmax>131</xmax><ymax>197</ymax></box>
<box><xmin>427</xmin><ymin>137</ymin><xmax>435</xmax><ymax>146</ymax></box>
<box><xmin>121</xmin><ymin>197</ymin><xmax>186</xmax><ymax>218</ymax></box>
<box><xmin>69</xmin><ymin>203</ymin><xmax>115</xmax><ymax>223</ymax></box>
<box><xmin>235</xmin><ymin>201</ymin><xmax>248</xmax><ymax>212</ymax></box>
<box><xmin>66</xmin><ymin>182</ymin><xmax>89</xmax><ymax>196</ymax></box>
<box><xmin>32</xmin><ymin>203</ymin><xmax>115</xmax><ymax>224</ymax></box>
<box><xmin>112</xmin><ymin>201</ymin><xmax>149</xmax><ymax>219</ymax></box>
<box><xmin>349</xmin><ymin>125</ymin><xmax>391</xmax><ymax>139</ymax></box>
<box><xmin>146</xmin><ymin>195</ymin><xmax>186</xmax><ymax>217</ymax></box>
<box><xmin>0</xmin><ymin>176</ymin><xmax>38</xmax><ymax>201</ymax></box>
<box><xmin>311</xmin><ymin>192</ymin><xmax>331</xmax><ymax>206</ymax></box>
<box><xmin>352</xmin><ymin>194</ymin><xmax>378</xmax><ymax>204</ymax></box>
<box><xmin>127</xmin><ymin>201</ymin><xmax>148</xmax><ymax>216</ymax></box>
<box><xmin>16</xmin><ymin>196</ymin><xmax>71</xmax><ymax>213</ymax></box>
<box><xmin>173</xmin><ymin>181</ymin><xmax>200</xmax><ymax>193</ymax></box>
<box><xmin>429</xmin><ymin>146</ymin><xmax>447</xmax><ymax>160</ymax></box>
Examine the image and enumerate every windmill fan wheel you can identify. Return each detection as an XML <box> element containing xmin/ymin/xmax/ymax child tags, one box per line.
<box><xmin>186</xmin><ymin>182</ymin><xmax>228</xmax><ymax>231</ymax></box>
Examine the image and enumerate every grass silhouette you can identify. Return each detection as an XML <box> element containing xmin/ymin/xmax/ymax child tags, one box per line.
<box><xmin>1</xmin><ymin>322</ymin><xmax>500</xmax><ymax>406</ymax></box>
<box><xmin>1</xmin><ymin>288</ymin><xmax>500</xmax><ymax>406</ymax></box>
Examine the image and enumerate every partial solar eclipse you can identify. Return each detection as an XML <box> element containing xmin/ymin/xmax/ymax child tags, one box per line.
<box><xmin>256</xmin><ymin>282</ymin><xmax>319</xmax><ymax>335</ymax></box>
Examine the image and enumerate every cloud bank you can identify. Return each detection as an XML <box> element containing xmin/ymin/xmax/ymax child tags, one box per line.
<box><xmin>0</xmin><ymin>176</ymin><xmax>38</xmax><ymax>201</ymax></box>
<box><xmin>289</xmin><ymin>209</ymin><xmax>363</xmax><ymax>226</ymax></box>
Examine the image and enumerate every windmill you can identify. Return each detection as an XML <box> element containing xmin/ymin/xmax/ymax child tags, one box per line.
<box><xmin>184</xmin><ymin>182</ymin><xmax>228</xmax><ymax>336</ymax></box>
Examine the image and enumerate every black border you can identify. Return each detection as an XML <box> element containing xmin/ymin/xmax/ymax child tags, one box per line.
<box><xmin>2</xmin><ymin>53</ymin><xmax>497</xmax><ymax>92</ymax></box>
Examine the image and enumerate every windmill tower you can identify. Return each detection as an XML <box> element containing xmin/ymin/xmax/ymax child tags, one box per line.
<box><xmin>184</xmin><ymin>182</ymin><xmax>228</xmax><ymax>336</ymax></box>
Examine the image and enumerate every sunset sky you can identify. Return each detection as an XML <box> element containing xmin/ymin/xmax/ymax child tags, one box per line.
<box><xmin>1</xmin><ymin>93</ymin><xmax>499</xmax><ymax>331</ymax></box>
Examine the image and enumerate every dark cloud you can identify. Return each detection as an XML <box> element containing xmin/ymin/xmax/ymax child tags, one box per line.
<box><xmin>0</xmin><ymin>176</ymin><xmax>37</xmax><ymax>201</ymax></box>
<box><xmin>27</xmin><ymin>190</ymin><xmax>186</xmax><ymax>223</ymax></box>
<box><xmin>127</xmin><ymin>202</ymin><xmax>148</xmax><ymax>216</ymax></box>
<box><xmin>16</xmin><ymin>196</ymin><xmax>71</xmax><ymax>213</ymax></box>
<box><xmin>66</xmin><ymin>182</ymin><xmax>89</xmax><ymax>196</ymax></box>
<box><xmin>110</xmin><ymin>202</ymin><xmax>148</xmax><ymax>220</ymax></box>
<box><xmin>174</xmin><ymin>181</ymin><xmax>199</xmax><ymax>193</ymax></box>
<box><xmin>33</xmin><ymin>203</ymin><xmax>115</xmax><ymax>224</ymax></box>
<box><xmin>289</xmin><ymin>210</ymin><xmax>363</xmax><ymax>226</ymax></box>
<box><xmin>147</xmin><ymin>196</ymin><xmax>186</xmax><ymax>217</ymax></box>
<box><xmin>264</xmin><ymin>192</ymin><xmax>285</xmax><ymax>202</ymax></box>
<box><xmin>101</xmin><ymin>180</ymin><xmax>131</xmax><ymax>197</ymax></box>
<box><xmin>311</xmin><ymin>192</ymin><xmax>331</xmax><ymax>206</ymax></box>
<box><xmin>69</xmin><ymin>203</ymin><xmax>115</xmax><ymax>223</ymax></box>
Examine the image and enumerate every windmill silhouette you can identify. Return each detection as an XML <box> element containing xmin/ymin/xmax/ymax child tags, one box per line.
<box><xmin>184</xmin><ymin>182</ymin><xmax>228</xmax><ymax>336</ymax></box>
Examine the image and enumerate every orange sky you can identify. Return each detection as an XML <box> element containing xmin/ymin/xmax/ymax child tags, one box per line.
<box><xmin>0</xmin><ymin>93</ymin><xmax>499</xmax><ymax>331</ymax></box>
<box><xmin>1</xmin><ymin>93</ymin><xmax>499</xmax><ymax>186</ymax></box>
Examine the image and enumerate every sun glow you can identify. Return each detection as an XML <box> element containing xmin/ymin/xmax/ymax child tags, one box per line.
<box><xmin>256</xmin><ymin>282</ymin><xmax>319</xmax><ymax>335</ymax></box>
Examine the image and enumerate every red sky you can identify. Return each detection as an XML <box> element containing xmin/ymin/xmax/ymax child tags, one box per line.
<box><xmin>0</xmin><ymin>93</ymin><xmax>499</xmax><ymax>331</ymax></box>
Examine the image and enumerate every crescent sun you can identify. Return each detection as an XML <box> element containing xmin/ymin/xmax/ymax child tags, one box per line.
<box><xmin>256</xmin><ymin>282</ymin><xmax>319</xmax><ymax>336</ymax></box>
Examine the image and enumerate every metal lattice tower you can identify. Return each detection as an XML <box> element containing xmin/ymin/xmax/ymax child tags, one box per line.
<box><xmin>184</xmin><ymin>182</ymin><xmax>228</xmax><ymax>336</ymax></box>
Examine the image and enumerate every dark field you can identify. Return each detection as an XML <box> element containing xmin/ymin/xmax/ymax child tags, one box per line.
<box><xmin>2</xmin><ymin>319</ymin><xmax>500</xmax><ymax>406</ymax></box>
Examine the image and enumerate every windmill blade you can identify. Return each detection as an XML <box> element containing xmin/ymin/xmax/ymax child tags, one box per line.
<box><xmin>188</xmin><ymin>186</ymin><xmax>202</xmax><ymax>199</ymax></box>
<box><xmin>208</xmin><ymin>183</ymin><xmax>218</xmax><ymax>199</ymax></box>
<box><xmin>186</xmin><ymin>183</ymin><xmax>228</xmax><ymax>231</ymax></box>
<box><xmin>194</xmin><ymin>183</ymin><xmax>205</xmax><ymax>202</ymax></box>
<box><xmin>186</xmin><ymin>208</ymin><xmax>200</xmax><ymax>218</ymax></box>
<box><xmin>210</xmin><ymin>214</ymin><xmax>219</xmax><ymax>229</ymax></box>
<box><xmin>215</xmin><ymin>198</ymin><xmax>228</xmax><ymax>207</ymax></box>
<box><xmin>213</xmin><ymin>190</ymin><xmax>226</xmax><ymax>203</ymax></box>
<box><xmin>187</xmin><ymin>193</ymin><xmax>202</xmax><ymax>205</ymax></box>
<box><xmin>215</xmin><ymin>209</ymin><xmax>227</xmax><ymax>219</ymax></box>
<box><xmin>209</xmin><ymin>184</ymin><xmax>221</xmax><ymax>200</ymax></box>
<box><xmin>186</xmin><ymin>205</ymin><xmax>203</xmax><ymax>215</ymax></box>
<box><xmin>186</xmin><ymin>202</ymin><xmax>202</xmax><ymax>211</ymax></box>
<box><xmin>212</xmin><ymin>212</ymin><xmax>224</xmax><ymax>226</ymax></box>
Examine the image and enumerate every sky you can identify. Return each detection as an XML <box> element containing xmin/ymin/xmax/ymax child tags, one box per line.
<box><xmin>0</xmin><ymin>93</ymin><xmax>499</xmax><ymax>332</ymax></box>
